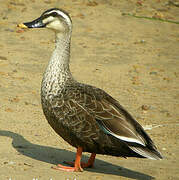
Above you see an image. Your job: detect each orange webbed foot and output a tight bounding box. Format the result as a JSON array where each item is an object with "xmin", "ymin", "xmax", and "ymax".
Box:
[
  {"xmin": 51, "ymin": 147, "xmax": 96, "ymax": 172},
  {"xmin": 52, "ymin": 163, "xmax": 83, "ymax": 172}
]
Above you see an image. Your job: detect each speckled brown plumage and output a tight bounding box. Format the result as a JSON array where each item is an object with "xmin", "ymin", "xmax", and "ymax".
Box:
[{"xmin": 41, "ymin": 80, "xmax": 162, "ymax": 159}]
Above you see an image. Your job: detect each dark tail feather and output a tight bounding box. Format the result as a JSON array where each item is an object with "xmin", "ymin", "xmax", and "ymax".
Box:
[{"xmin": 129, "ymin": 145, "xmax": 163, "ymax": 160}]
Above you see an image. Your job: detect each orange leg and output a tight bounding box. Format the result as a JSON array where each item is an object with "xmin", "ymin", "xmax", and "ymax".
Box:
[
  {"xmin": 80, "ymin": 152, "xmax": 96, "ymax": 168},
  {"xmin": 64, "ymin": 152, "xmax": 96, "ymax": 168},
  {"xmin": 52, "ymin": 147, "xmax": 96, "ymax": 172}
]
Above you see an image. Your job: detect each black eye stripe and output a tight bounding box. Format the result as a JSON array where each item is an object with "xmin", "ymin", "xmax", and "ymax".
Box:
[
  {"xmin": 46, "ymin": 12, "xmax": 58, "ymax": 18},
  {"xmin": 42, "ymin": 13, "xmax": 56, "ymax": 19}
]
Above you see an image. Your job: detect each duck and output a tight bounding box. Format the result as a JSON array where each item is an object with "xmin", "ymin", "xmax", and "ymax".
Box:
[{"xmin": 18, "ymin": 8, "xmax": 163, "ymax": 172}]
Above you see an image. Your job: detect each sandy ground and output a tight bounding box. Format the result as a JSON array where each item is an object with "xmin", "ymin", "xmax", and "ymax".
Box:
[{"xmin": 0, "ymin": 0, "xmax": 179, "ymax": 179}]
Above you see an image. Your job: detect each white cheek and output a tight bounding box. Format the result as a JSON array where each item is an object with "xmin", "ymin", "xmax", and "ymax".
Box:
[
  {"xmin": 42, "ymin": 16, "xmax": 54, "ymax": 24},
  {"xmin": 46, "ymin": 20, "xmax": 64, "ymax": 31}
]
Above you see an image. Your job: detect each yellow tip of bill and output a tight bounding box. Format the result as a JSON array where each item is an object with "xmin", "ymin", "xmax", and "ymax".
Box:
[{"xmin": 17, "ymin": 23, "xmax": 28, "ymax": 29}]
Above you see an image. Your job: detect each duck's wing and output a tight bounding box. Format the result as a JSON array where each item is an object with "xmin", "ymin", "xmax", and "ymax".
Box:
[{"xmin": 84, "ymin": 87, "xmax": 163, "ymax": 160}]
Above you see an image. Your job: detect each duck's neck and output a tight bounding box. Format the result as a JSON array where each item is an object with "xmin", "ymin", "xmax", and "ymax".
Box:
[{"xmin": 42, "ymin": 31, "xmax": 73, "ymax": 96}]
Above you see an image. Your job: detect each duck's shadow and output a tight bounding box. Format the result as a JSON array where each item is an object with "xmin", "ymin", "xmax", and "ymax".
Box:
[{"xmin": 0, "ymin": 130, "xmax": 153, "ymax": 180}]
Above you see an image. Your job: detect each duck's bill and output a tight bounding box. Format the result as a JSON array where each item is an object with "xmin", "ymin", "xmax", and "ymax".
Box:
[{"xmin": 18, "ymin": 17, "xmax": 45, "ymax": 29}]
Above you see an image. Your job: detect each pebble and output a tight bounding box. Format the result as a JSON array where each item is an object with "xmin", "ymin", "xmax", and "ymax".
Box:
[
  {"xmin": 4, "ymin": 161, "xmax": 15, "ymax": 165},
  {"xmin": 9, "ymin": 97, "xmax": 20, "ymax": 103},
  {"xmin": 141, "ymin": 104, "xmax": 150, "ymax": 111},
  {"xmin": 149, "ymin": 71, "xmax": 158, "ymax": 75},
  {"xmin": 24, "ymin": 162, "xmax": 33, "ymax": 167},
  {"xmin": 134, "ymin": 40, "xmax": 146, "ymax": 44},
  {"xmin": 140, "ymin": 39, "xmax": 145, "ymax": 43}
]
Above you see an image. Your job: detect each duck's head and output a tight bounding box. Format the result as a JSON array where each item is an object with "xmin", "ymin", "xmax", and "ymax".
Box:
[{"xmin": 18, "ymin": 8, "xmax": 72, "ymax": 33}]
